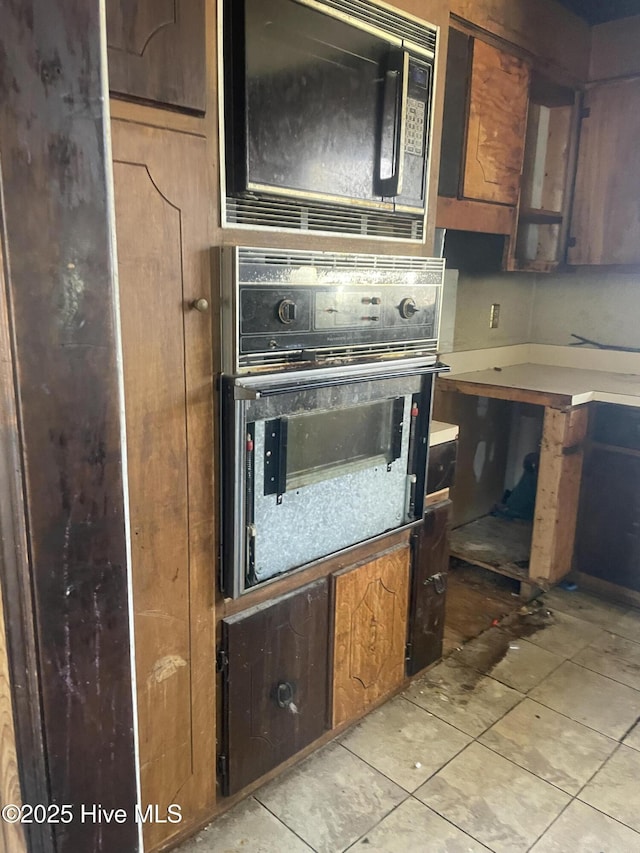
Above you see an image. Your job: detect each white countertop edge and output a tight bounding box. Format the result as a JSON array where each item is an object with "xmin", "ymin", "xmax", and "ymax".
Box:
[
  {"xmin": 440, "ymin": 344, "xmax": 640, "ymax": 376},
  {"xmin": 430, "ymin": 421, "xmax": 459, "ymax": 445}
]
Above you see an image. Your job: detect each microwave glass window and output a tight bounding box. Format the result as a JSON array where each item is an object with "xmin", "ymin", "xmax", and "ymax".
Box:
[
  {"xmin": 244, "ymin": 0, "xmax": 388, "ymax": 203},
  {"xmin": 285, "ymin": 398, "xmax": 403, "ymax": 490}
]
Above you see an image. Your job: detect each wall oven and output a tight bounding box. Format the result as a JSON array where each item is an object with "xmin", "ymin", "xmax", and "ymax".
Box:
[{"xmin": 219, "ymin": 247, "xmax": 446, "ymax": 598}]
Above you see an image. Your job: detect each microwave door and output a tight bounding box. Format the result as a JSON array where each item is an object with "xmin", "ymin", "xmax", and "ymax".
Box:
[{"xmin": 239, "ymin": 0, "xmax": 393, "ymax": 208}]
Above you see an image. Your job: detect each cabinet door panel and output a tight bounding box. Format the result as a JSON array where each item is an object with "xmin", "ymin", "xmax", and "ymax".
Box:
[
  {"xmin": 106, "ymin": 0, "xmax": 206, "ymax": 112},
  {"xmin": 332, "ymin": 546, "xmax": 410, "ymax": 727},
  {"xmin": 463, "ymin": 40, "xmax": 530, "ymax": 205},
  {"xmin": 407, "ymin": 505, "xmax": 450, "ymax": 676},
  {"xmin": 221, "ymin": 580, "xmax": 330, "ymax": 796},
  {"xmin": 112, "ymin": 120, "xmax": 215, "ymax": 850},
  {"xmin": 427, "ymin": 440, "xmax": 457, "ymax": 495},
  {"xmin": 568, "ymin": 79, "xmax": 640, "ymax": 265},
  {"xmin": 575, "ymin": 449, "xmax": 640, "ymax": 591}
]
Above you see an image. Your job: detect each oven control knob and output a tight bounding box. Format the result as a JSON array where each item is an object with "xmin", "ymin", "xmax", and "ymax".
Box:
[
  {"xmin": 277, "ymin": 298, "xmax": 297, "ymax": 324},
  {"xmin": 399, "ymin": 297, "xmax": 419, "ymax": 319}
]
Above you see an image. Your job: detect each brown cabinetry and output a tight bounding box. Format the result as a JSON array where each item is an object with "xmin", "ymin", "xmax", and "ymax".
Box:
[
  {"xmin": 219, "ymin": 580, "xmax": 330, "ymax": 796},
  {"xmin": 112, "ymin": 120, "xmax": 215, "ymax": 850},
  {"xmin": 106, "ymin": 0, "xmax": 206, "ymax": 112},
  {"xmin": 332, "ymin": 546, "xmax": 410, "ymax": 727},
  {"xmin": 568, "ymin": 78, "xmax": 640, "ymax": 266},
  {"xmin": 407, "ymin": 505, "xmax": 450, "ymax": 676},
  {"xmin": 575, "ymin": 405, "xmax": 640, "ymax": 591},
  {"xmin": 437, "ymin": 29, "xmax": 529, "ymax": 244},
  {"xmin": 463, "ymin": 39, "xmax": 530, "ymax": 206}
]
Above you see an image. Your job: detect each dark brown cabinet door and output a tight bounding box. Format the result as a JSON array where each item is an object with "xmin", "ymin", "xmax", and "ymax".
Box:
[
  {"xmin": 575, "ymin": 448, "xmax": 640, "ymax": 591},
  {"xmin": 106, "ymin": 0, "xmax": 206, "ymax": 112},
  {"xmin": 427, "ymin": 440, "xmax": 458, "ymax": 495},
  {"xmin": 220, "ymin": 580, "xmax": 330, "ymax": 796},
  {"xmin": 568, "ymin": 79, "xmax": 640, "ymax": 265},
  {"xmin": 407, "ymin": 504, "xmax": 450, "ymax": 676}
]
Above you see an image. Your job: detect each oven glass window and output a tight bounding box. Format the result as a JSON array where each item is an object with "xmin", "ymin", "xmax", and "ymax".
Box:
[{"xmin": 285, "ymin": 398, "xmax": 403, "ymax": 490}]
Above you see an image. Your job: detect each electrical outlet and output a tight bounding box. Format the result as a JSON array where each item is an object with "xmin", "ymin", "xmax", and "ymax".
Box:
[{"xmin": 489, "ymin": 303, "xmax": 500, "ymax": 329}]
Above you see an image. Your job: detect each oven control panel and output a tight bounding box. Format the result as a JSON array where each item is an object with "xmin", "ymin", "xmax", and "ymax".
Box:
[{"xmin": 221, "ymin": 247, "xmax": 445, "ymax": 372}]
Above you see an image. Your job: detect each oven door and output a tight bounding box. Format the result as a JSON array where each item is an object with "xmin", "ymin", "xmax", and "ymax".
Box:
[{"xmin": 220, "ymin": 362, "xmax": 441, "ymax": 597}]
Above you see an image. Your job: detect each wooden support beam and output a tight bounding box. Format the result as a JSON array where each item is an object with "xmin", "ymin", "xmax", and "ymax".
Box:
[
  {"xmin": 0, "ymin": 2, "xmax": 138, "ymax": 851},
  {"xmin": 530, "ymin": 406, "xmax": 588, "ymax": 586}
]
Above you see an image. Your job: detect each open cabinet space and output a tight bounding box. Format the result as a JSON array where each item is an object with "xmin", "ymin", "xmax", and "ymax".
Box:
[{"xmin": 435, "ymin": 381, "xmax": 587, "ymax": 595}]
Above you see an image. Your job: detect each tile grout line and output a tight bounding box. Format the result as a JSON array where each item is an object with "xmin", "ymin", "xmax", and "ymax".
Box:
[{"xmin": 252, "ymin": 795, "xmax": 318, "ymax": 852}]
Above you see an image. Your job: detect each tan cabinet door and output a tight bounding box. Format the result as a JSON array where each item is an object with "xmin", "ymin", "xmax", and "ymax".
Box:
[
  {"xmin": 568, "ymin": 78, "xmax": 640, "ymax": 265},
  {"xmin": 112, "ymin": 120, "xmax": 215, "ymax": 851},
  {"xmin": 463, "ymin": 40, "xmax": 530, "ymax": 206},
  {"xmin": 332, "ymin": 545, "xmax": 410, "ymax": 727}
]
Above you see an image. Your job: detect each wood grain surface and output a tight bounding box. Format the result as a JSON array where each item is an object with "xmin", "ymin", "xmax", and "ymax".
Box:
[
  {"xmin": 0, "ymin": 4, "xmax": 138, "ymax": 851},
  {"xmin": 107, "ymin": 0, "xmax": 206, "ymax": 112},
  {"xmin": 112, "ymin": 119, "xmax": 216, "ymax": 851},
  {"xmin": 450, "ymin": 0, "xmax": 590, "ymax": 84},
  {"xmin": 463, "ymin": 40, "xmax": 530, "ymax": 206},
  {"xmin": 530, "ymin": 406, "xmax": 588, "ymax": 585},
  {"xmin": 407, "ymin": 505, "xmax": 450, "ymax": 676},
  {"xmin": 568, "ymin": 78, "xmax": 640, "ymax": 266},
  {"xmin": 221, "ymin": 581, "xmax": 330, "ymax": 796},
  {"xmin": 332, "ymin": 547, "xmax": 410, "ymax": 727}
]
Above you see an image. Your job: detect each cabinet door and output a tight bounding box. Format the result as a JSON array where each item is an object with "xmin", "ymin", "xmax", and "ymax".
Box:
[
  {"xmin": 220, "ymin": 580, "xmax": 330, "ymax": 796},
  {"xmin": 575, "ymin": 448, "xmax": 640, "ymax": 590},
  {"xmin": 568, "ymin": 79, "xmax": 640, "ymax": 265},
  {"xmin": 106, "ymin": 0, "xmax": 206, "ymax": 112},
  {"xmin": 407, "ymin": 505, "xmax": 450, "ymax": 676},
  {"xmin": 112, "ymin": 121, "xmax": 215, "ymax": 850},
  {"xmin": 332, "ymin": 546, "xmax": 410, "ymax": 727},
  {"xmin": 427, "ymin": 440, "xmax": 458, "ymax": 495},
  {"xmin": 463, "ymin": 40, "xmax": 530, "ymax": 205}
]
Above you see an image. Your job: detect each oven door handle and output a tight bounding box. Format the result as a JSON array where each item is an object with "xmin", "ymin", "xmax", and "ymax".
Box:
[{"xmin": 233, "ymin": 362, "xmax": 449, "ymax": 399}]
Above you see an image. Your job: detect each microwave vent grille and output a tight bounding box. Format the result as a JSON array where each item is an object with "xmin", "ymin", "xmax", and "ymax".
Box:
[
  {"xmin": 322, "ymin": 0, "xmax": 437, "ymax": 55},
  {"xmin": 226, "ymin": 197, "xmax": 424, "ymax": 242},
  {"xmin": 238, "ymin": 339, "xmax": 438, "ymax": 370}
]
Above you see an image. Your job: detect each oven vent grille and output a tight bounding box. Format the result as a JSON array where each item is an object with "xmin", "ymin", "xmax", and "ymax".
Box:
[
  {"xmin": 237, "ymin": 246, "xmax": 444, "ymax": 275},
  {"xmin": 239, "ymin": 339, "xmax": 438, "ymax": 370},
  {"xmin": 225, "ymin": 196, "xmax": 424, "ymax": 243},
  {"xmin": 320, "ymin": 0, "xmax": 438, "ymax": 55}
]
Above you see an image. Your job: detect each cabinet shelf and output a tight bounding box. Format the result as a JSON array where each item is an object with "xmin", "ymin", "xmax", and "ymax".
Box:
[{"xmin": 518, "ymin": 207, "xmax": 564, "ymax": 225}]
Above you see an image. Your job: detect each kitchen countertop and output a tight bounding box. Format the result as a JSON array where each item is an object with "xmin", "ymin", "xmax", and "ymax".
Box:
[
  {"xmin": 438, "ymin": 344, "xmax": 640, "ymax": 408},
  {"xmin": 430, "ymin": 420, "xmax": 459, "ymax": 445}
]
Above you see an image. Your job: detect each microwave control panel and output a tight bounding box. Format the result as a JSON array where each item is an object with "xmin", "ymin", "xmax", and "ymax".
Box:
[{"xmin": 221, "ymin": 247, "xmax": 445, "ymax": 372}]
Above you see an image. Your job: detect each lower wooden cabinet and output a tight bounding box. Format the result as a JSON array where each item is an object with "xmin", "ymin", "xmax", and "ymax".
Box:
[
  {"xmin": 219, "ymin": 579, "xmax": 330, "ymax": 796},
  {"xmin": 575, "ymin": 447, "xmax": 640, "ymax": 592},
  {"xmin": 407, "ymin": 504, "xmax": 450, "ymax": 676},
  {"xmin": 332, "ymin": 546, "xmax": 410, "ymax": 727},
  {"xmin": 217, "ymin": 528, "xmax": 451, "ymax": 798}
]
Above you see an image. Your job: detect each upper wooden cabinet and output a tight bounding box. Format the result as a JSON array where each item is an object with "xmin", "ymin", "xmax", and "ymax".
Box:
[
  {"xmin": 439, "ymin": 31, "xmax": 529, "ymax": 210},
  {"xmin": 463, "ymin": 40, "xmax": 530, "ymax": 206},
  {"xmin": 568, "ymin": 78, "xmax": 640, "ymax": 266},
  {"xmin": 510, "ymin": 76, "xmax": 578, "ymax": 272},
  {"xmin": 106, "ymin": 0, "xmax": 206, "ymax": 112}
]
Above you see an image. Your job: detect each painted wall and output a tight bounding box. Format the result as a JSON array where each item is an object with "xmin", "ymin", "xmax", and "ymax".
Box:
[
  {"xmin": 452, "ymin": 272, "xmax": 535, "ymax": 351},
  {"xmin": 531, "ymin": 271, "xmax": 640, "ymax": 349},
  {"xmin": 448, "ymin": 268, "xmax": 640, "ymax": 352}
]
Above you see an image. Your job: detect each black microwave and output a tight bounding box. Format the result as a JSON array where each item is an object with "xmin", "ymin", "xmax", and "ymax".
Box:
[{"xmin": 220, "ymin": 0, "xmax": 439, "ymax": 242}]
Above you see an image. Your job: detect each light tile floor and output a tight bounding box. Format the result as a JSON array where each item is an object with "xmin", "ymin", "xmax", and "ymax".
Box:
[{"xmin": 178, "ymin": 588, "xmax": 640, "ymax": 852}]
